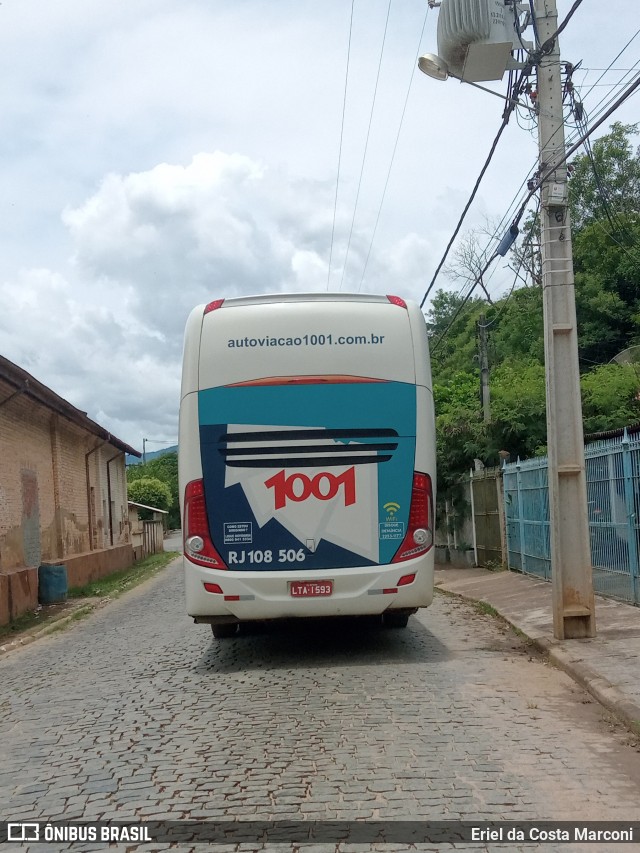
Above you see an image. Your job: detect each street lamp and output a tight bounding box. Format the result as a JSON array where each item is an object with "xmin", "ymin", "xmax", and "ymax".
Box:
[
  {"xmin": 417, "ymin": 53, "xmax": 449, "ymax": 82},
  {"xmin": 418, "ymin": 52, "xmax": 533, "ymax": 109}
]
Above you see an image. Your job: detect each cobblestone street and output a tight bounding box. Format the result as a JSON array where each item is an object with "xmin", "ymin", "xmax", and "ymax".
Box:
[{"xmin": 1, "ymin": 559, "xmax": 639, "ymax": 852}]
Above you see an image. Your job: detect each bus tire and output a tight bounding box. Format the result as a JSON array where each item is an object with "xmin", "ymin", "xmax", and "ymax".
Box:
[
  {"xmin": 383, "ymin": 611, "xmax": 410, "ymax": 629},
  {"xmin": 211, "ymin": 622, "xmax": 239, "ymax": 639}
]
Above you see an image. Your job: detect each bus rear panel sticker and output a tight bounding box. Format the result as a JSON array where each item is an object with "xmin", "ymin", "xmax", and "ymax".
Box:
[{"xmin": 198, "ymin": 382, "xmax": 416, "ymax": 570}]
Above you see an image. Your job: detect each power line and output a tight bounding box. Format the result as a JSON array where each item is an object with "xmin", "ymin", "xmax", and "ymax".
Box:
[
  {"xmin": 427, "ymin": 4, "xmax": 640, "ymax": 356},
  {"xmin": 528, "ymin": 0, "xmax": 541, "ymax": 48},
  {"xmin": 434, "ymin": 79, "xmax": 640, "ymax": 326},
  {"xmin": 357, "ymin": 5, "xmax": 430, "ymax": 291},
  {"xmin": 511, "ymin": 69, "xmax": 640, "ymax": 231},
  {"xmin": 580, "ymin": 81, "xmax": 640, "ymax": 88},
  {"xmin": 418, "ymin": 82, "xmax": 523, "ymax": 309},
  {"xmin": 430, "ymin": 62, "xmax": 640, "ymax": 338},
  {"xmin": 339, "ymin": 0, "xmax": 393, "ymax": 291},
  {"xmin": 580, "ymin": 28, "xmax": 640, "ymax": 102},
  {"xmin": 430, "ymin": 251, "xmax": 499, "ymax": 353},
  {"xmin": 327, "ymin": 0, "xmax": 355, "ymax": 291},
  {"xmin": 435, "ymin": 75, "xmax": 603, "ymax": 309},
  {"xmin": 432, "ymin": 138, "xmax": 542, "ymax": 306},
  {"xmin": 517, "ymin": 48, "xmax": 640, "ymax": 224},
  {"xmin": 579, "ymin": 66, "xmax": 640, "ymax": 129},
  {"xmin": 538, "ymin": 0, "xmax": 585, "ymax": 53},
  {"xmin": 579, "ymin": 68, "xmax": 640, "ymax": 73},
  {"xmin": 573, "ymin": 104, "xmax": 640, "ymax": 262},
  {"xmin": 479, "ymin": 199, "xmax": 541, "ymax": 330},
  {"xmin": 578, "ymin": 114, "xmax": 636, "ymax": 242}
]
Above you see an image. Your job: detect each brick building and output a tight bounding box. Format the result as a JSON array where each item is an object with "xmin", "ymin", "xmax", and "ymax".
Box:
[{"xmin": 0, "ymin": 356, "xmax": 141, "ymax": 625}]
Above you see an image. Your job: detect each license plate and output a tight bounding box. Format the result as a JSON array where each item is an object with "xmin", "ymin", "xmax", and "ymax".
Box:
[{"xmin": 289, "ymin": 580, "xmax": 333, "ymax": 597}]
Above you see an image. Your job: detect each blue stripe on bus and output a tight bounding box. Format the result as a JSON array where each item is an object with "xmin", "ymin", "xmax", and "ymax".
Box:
[{"xmin": 198, "ymin": 382, "xmax": 416, "ymax": 434}]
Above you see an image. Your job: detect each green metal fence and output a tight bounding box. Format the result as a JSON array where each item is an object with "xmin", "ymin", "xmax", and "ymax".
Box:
[{"xmin": 503, "ymin": 429, "xmax": 640, "ymax": 605}]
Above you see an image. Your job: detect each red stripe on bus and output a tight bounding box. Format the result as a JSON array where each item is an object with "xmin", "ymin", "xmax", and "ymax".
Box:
[{"xmin": 225, "ymin": 375, "xmax": 386, "ymax": 387}]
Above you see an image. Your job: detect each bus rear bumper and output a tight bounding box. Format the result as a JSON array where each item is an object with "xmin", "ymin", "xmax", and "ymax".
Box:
[{"xmin": 184, "ymin": 554, "xmax": 434, "ymax": 624}]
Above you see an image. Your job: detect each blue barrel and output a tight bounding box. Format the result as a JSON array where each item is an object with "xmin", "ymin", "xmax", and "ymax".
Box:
[{"xmin": 38, "ymin": 564, "xmax": 68, "ymax": 604}]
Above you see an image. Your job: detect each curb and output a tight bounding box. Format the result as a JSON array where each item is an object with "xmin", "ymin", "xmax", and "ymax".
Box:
[
  {"xmin": 533, "ymin": 637, "xmax": 640, "ymax": 738},
  {"xmin": 0, "ymin": 601, "xmax": 103, "ymax": 656},
  {"xmin": 437, "ymin": 584, "xmax": 640, "ymax": 740}
]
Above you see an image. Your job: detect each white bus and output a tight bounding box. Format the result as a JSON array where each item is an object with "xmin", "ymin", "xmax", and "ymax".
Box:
[{"xmin": 178, "ymin": 293, "xmax": 436, "ymax": 637}]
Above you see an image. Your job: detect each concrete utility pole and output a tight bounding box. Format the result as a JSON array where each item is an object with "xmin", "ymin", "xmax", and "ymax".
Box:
[
  {"xmin": 477, "ymin": 315, "xmax": 491, "ymax": 423},
  {"xmin": 534, "ymin": 0, "xmax": 595, "ymax": 639}
]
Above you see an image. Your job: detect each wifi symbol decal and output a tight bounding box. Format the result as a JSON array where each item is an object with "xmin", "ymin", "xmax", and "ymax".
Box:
[{"xmin": 383, "ymin": 502, "xmax": 401, "ymax": 516}]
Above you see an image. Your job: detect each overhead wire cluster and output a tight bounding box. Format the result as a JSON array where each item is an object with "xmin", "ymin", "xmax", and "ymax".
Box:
[
  {"xmin": 477, "ymin": 195, "xmax": 541, "ymax": 333},
  {"xmin": 419, "ymin": 0, "xmax": 550, "ymax": 312},
  {"xmin": 357, "ymin": 8, "xmax": 431, "ymax": 291},
  {"xmin": 566, "ymin": 71, "xmax": 640, "ymax": 257},
  {"xmin": 326, "ymin": 1, "xmax": 639, "ymax": 327}
]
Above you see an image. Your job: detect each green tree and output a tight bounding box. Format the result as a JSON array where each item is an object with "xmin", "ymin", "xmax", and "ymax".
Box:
[
  {"xmin": 127, "ymin": 477, "xmax": 172, "ymax": 518},
  {"xmin": 434, "ymin": 371, "xmax": 488, "ymax": 494},
  {"xmin": 581, "ymin": 363, "xmax": 640, "ymax": 434},
  {"xmin": 432, "ymin": 371, "xmax": 486, "ymax": 532},
  {"xmin": 568, "ymin": 123, "xmax": 640, "ymax": 361},
  {"xmin": 128, "ymin": 452, "xmax": 179, "ymax": 528},
  {"xmin": 426, "ymin": 289, "xmax": 484, "ymax": 376},
  {"xmin": 489, "ymin": 360, "xmax": 547, "ymax": 458},
  {"xmin": 569, "ymin": 122, "xmax": 640, "ymax": 230},
  {"xmin": 487, "ymin": 287, "xmax": 544, "ymax": 365},
  {"xmin": 573, "ymin": 221, "xmax": 640, "ymax": 364}
]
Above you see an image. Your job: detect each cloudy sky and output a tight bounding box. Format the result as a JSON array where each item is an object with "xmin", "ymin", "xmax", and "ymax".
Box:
[{"xmin": 1, "ymin": 0, "xmax": 638, "ymax": 451}]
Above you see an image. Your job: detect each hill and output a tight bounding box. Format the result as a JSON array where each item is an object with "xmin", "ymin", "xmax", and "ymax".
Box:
[{"xmin": 126, "ymin": 444, "xmax": 177, "ymax": 466}]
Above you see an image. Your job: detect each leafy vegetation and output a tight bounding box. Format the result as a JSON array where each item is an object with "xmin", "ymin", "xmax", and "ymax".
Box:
[
  {"xmin": 127, "ymin": 476, "xmax": 172, "ymax": 514},
  {"xmin": 430, "ymin": 123, "xmax": 640, "ymax": 510},
  {"xmin": 127, "ymin": 452, "xmax": 179, "ymax": 527}
]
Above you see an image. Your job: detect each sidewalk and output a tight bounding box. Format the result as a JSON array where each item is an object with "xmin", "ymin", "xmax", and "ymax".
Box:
[{"xmin": 435, "ymin": 565, "xmax": 640, "ymax": 737}]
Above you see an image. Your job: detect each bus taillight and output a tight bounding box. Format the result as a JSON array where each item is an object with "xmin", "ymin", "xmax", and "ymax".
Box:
[
  {"xmin": 392, "ymin": 472, "xmax": 433, "ymax": 563},
  {"xmin": 204, "ymin": 299, "xmax": 225, "ymax": 314},
  {"xmin": 184, "ymin": 479, "xmax": 228, "ymax": 569},
  {"xmin": 386, "ymin": 295, "xmax": 407, "ymax": 308}
]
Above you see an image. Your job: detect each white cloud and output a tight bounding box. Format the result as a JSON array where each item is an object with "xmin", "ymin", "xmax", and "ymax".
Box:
[
  {"xmin": 0, "ymin": 0, "xmax": 637, "ymax": 448},
  {"xmin": 2, "ymin": 148, "xmax": 441, "ymax": 447},
  {"xmin": 62, "ymin": 152, "xmax": 328, "ymax": 326},
  {"xmin": 0, "ymin": 266, "xmax": 177, "ymax": 445}
]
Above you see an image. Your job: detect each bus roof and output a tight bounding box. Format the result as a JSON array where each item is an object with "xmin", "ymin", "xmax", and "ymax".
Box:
[
  {"xmin": 203, "ymin": 293, "xmax": 405, "ymax": 310},
  {"xmin": 181, "ymin": 294, "xmax": 431, "ymax": 394}
]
